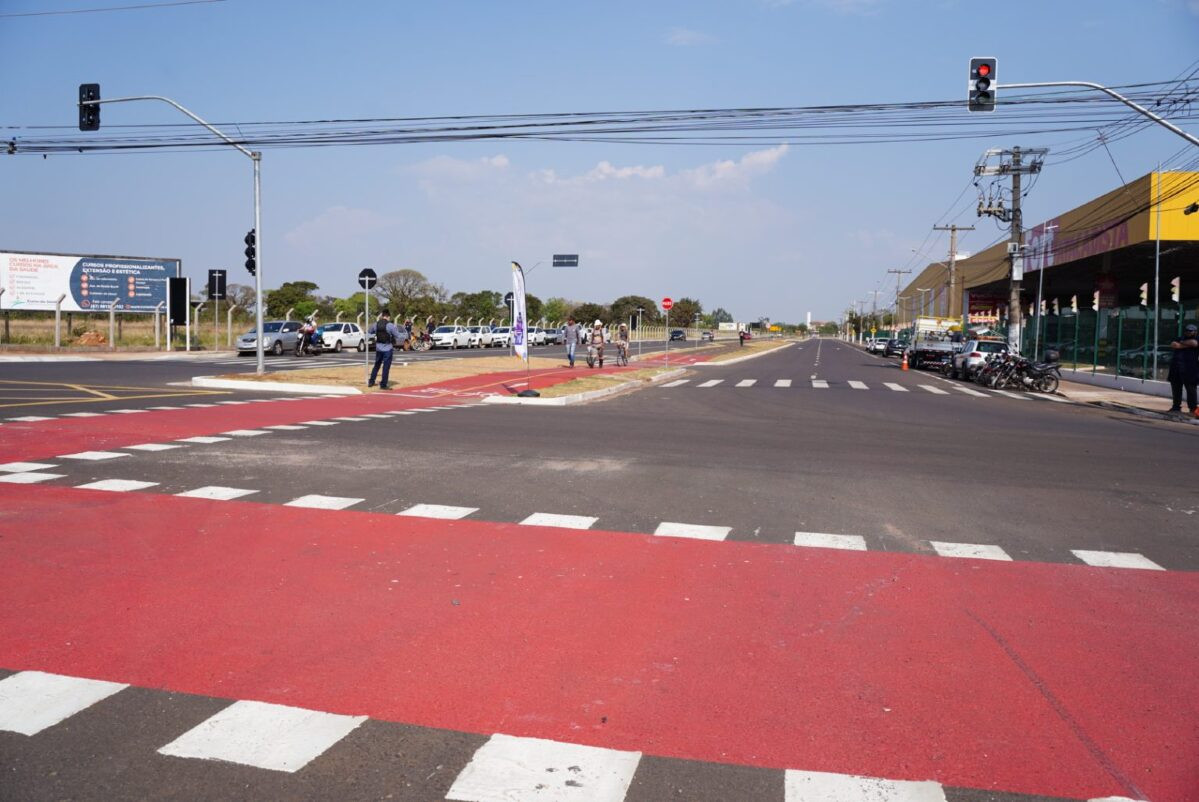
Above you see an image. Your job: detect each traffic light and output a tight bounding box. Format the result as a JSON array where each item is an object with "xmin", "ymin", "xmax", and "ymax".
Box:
[
  {"xmin": 1092, "ymin": 291, "xmax": 1100, "ymax": 312},
  {"xmin": 244, "ymin": 229, "xmax": 257, "ymax": 276},
  {"xmin": 1139, "ymin": 282, "xmax": 1149, "ymax": 307},
  {"xmin": 1052, "ymin": 298, "xmax": 1060, "ymax": 315},
  {"xmin": 1171, "ymin": 276, "xmax": 1181, "ymax": 303},
  {"xmin": 968, "ymin": 58, "xmax": 997, "ymax": 112},
  {"xmin": 78, "ymin": 83, "xmax": 100, "ymax": 131},
  {"xmin": 1070, "ymin": 294, "xmax": 1078, "ymax": 313}
]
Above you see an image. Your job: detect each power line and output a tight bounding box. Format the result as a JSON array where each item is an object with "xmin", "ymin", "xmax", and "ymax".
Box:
[{"xmin": 0, "ymin": 0, "xmax": 225, "ymax": 18}]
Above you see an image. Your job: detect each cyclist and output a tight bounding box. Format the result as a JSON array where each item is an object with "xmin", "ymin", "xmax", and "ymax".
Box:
[
  {"xmin": 615, "ymin": 322, "xmax": 630, "ymax": 365},
  {"xmin": 587, "ymin": 319, "xmax": 606, "ymax": 368}
]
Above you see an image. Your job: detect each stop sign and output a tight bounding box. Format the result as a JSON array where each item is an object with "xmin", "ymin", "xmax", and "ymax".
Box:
[{"xmin": 661, "ymin": 297, "xmax": 673, "ymax": 311}]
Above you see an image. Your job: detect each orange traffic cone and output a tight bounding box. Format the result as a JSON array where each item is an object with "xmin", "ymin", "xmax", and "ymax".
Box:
[{"xmin": 901, "ymin": 353, "xmax": 909, "ymax": 371}]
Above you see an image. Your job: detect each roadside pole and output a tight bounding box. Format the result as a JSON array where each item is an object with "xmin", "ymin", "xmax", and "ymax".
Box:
[
  {"xmin": 1152, "ymin": 166, "xmax": 1162, "ymax": 380},
  {"xmin": 357, "ymin": 268, "xmax": 378, "ymax": 383},
  {"xmin": 636, "ymin": 306, "xmax": 644, "ymax": 358}
]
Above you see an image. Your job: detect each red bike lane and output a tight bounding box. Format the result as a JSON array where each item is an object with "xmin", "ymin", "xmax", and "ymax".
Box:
[{"xmin": 1, "ymin": 483, "xmax": 1195, "ymax": 800}]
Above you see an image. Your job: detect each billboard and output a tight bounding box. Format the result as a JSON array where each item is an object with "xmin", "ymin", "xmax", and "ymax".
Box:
[{"xmin": 1, "ymin": 251, "xmax": 181, "ymax": 313}]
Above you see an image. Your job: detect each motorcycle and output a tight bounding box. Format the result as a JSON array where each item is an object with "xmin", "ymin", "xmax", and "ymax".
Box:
[{"xmin": 294, "ymin": 328, "xmax": 322, "ymax": 356}]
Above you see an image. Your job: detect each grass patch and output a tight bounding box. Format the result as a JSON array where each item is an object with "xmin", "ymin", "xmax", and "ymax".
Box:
[
  {"xmin": 536, "ymin": 367, "xmax": 673, "ymax": 399},
  {"xmin": 702, "ymin": 339, "xmax": 791, "ymax": 363},
  {"xmin": 219, "ymin": 354, "xmax": 565, "ymax": 392}
]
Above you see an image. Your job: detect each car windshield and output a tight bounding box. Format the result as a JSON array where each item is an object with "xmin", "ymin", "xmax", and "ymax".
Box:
[
  {"xmin": 494, "ymin": 327, "xmax": 510, "ymax": 333},
  {"xmin": 316, "ymin": 325, "xmax": 339, "ymax": 333},
  {"xmin": 977, "ymin": 342, "xmax": 1006, "ymax": 353},
  {"xmin": 245, "ymin": 322, "xmax": 283, "ymax": 334},
  {"xmin": 434, "ymin": 326, "xmax": 456, "ymax": 334}
]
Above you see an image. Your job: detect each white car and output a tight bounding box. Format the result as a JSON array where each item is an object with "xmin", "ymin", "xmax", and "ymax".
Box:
[
  {"xmin": 528, "ymin": 326, "xmax": 547, "ymax": 346},
  {"xmin": 491, "ymin": 326, "xmax": 512, "ymax": 347},
  {"xmin": 467, "ymin": 325, "xmax": 495, "ymax": 348},
  {"xmin": 431, "ymin": 324, "xmax": 471, "ymax": 349},
  {"xmin": 317, "ymin": 322, "xmax": 369, "ymax": 352}
]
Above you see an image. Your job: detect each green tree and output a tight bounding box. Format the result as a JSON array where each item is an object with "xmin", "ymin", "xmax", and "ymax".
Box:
[
  {"xmin": 818, "ymin": 321, "xmax": 839, "ymax": 335},
  {"xmin": 669, "ymin": 297, "xmax": 703, "ymax": 328},
  {"xmin": 266, "ymin": 281, "xmax": 319, "ymax": 318},
  {"xmin": 709, "ymin": 307, "xmax": 734, "ymax": 324},
  {"xmin": 571, "ymin": 302, "xmax": 610, "ymax": 326},
  {"xmin": 451, "ymin": 290, "xmax": 505, "ymax": 323},
  {"xmin": 610, "ymin": 295, "xmax": 662, "ymax": 327},
  {"xmin": 542, "ymin": 297, "xmax": 574, "ymax": 325},
  {"xmin": 525, "ymin": 293, "xmax": 544, "ymax": 324},
  {"xmin": 376, "ymin": 269, "xmax": 436, "ymax": 315}
]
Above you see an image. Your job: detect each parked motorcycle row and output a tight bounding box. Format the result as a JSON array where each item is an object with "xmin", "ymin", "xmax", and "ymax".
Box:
[{"xmin": 943, "ymin": 351, "xmax": 1062, "ymax": 394}]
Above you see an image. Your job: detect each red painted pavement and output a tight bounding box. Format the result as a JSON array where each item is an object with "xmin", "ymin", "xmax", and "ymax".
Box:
[{"xmin": 2, "ymin": 485, "xmax": 1196, "ymax": 800}]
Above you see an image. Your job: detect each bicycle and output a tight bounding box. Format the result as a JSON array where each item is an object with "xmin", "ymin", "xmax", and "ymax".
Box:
[{"xmin": 615, "ymin": 341, "xmax": 629, "ymax": 366}]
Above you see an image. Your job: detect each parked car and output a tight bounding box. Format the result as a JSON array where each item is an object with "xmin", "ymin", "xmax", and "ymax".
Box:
[
  {"xmin": 528, "ymin": 326, "xmax": 547, "ymax": 346},
  {"xmin": 467, "ymin": 325, "xmax": 494, "ymax": 348},
  {"xmin": 883, "ymin": 338, "xmax": 908, "ymax": 357},
  {"xmin": 867, "ymin": 338, "xmax": 888, "ymax": 354},
  {"xmin": 317, "ymin": 322, "xmax": 369, "ymax": 352},
  {"xmin": 542, "ymin": 327, "xmax": 563, "ymax": 345},
  {"xmin": 670, "ymin": 329, "xmax": 686, "ymax": 341},
  {"xmin": 236, "ymin": 320, "xmax": 301, "ymax": 356},
  {"xmin": 701, "ymin": 331, "xmax": 715, "ymax": 341},
  {"xmin": 740, "ymin": 331, "xmax": 753, "ymax": 340},
  {"xmin": 491, "ymin": 326, "xmax": 512, "ymax": 347},
  {"xmin": 430, "ymin": 325, "xmax": 471, "ymax": 349},
  {"xmin": 951, "ymin": 339, "xmax": 1008, "ymax": 379}
]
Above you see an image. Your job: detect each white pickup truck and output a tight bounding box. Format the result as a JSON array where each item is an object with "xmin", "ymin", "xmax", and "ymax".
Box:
[{"xmin": 904, "ymin": 317, "xmax": 961, "ymax": 369}]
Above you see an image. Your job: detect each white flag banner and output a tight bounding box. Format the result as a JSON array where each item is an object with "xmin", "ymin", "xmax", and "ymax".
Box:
[{"xmin": 511, "ymin": 261, "xmax": 529, "ymax": 361}]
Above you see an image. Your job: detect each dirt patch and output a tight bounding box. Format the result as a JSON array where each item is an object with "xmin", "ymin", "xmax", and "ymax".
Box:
[
  {"xmin": 536, "ymin": 367, "xmax": 673, "ymax": 398},
  {"xmin": 75, "ymin": 331, "xmax": 108, "ymax": 346},
  {"xmin": 702, "ymin": 339, "xmax": 791, "ymax": 363},
  {"xmin": 218, "ymin": 355, "xmax": 566, "ymax": 392}
]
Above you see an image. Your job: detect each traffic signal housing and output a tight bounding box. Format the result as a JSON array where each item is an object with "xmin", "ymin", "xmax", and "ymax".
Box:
[
  {"xmin": 78, "ymin": 83, "xmax": 100, "ymax": 131},
  {"xmin": 244, "ymin": 229, "xmax": 257, "ymax": 276},
  {"xmin": 1092, "ymin": 291, "xmax": 1100, "ymax": 312},
  {"xmin": 968, "ymin": 58, "xmax": 997, "ymax": 112},
  {"xmin": 1171, "ymin": 276, "xmax": 1181, "ymax": 303},
  {"xmin": 1139, "ymin": 282, "xmax": 1149, "ymax": 307}
]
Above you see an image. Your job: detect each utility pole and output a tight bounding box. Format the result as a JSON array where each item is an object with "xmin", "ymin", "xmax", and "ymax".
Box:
[
  {"xmin": 932, "ymin": 224, "xmax": 974, "ymax": 325},
  {"xmin": 975, "ymin": 146, "xmax": 1047, "ymax": 353},
  {"xmin": 868, "ymin": 290, "xmax": 882, "ymax": 337},
  {"xmin": 887, "ymin": 268, "xmax": 912, "ymax": 333}
]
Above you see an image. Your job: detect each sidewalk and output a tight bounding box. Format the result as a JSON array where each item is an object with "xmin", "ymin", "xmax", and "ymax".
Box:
[{"xmin": 1059, "ymin": 379, "xmax": 1199, "ymax": 425}]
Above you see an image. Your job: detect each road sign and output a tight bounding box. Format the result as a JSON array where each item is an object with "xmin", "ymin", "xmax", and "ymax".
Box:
[
  {"xmin": 662, "ymin": 297, "xmax": 673, "ymax": 311},
  {"xmin": 504, "ymin": 291, "xmax": 514, "ymax": 306},
  {"xmin": 207, "ymin": 269, "xmax": 227, "ymax": 301},
  {"xmin": 358, "ymin": 268, "xmax": 378, "ymax": 290},
  {"xmin": 552, "ymin": 254, "xmax": 579, "ymax": 268}
]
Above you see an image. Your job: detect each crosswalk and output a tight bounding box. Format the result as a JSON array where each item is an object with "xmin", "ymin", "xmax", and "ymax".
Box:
[{"xmin": 658, "ymin": 377, "xmax": 1069, "ymax": 401}]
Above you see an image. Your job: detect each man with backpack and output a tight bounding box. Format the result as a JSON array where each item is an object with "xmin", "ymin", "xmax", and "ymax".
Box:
[{"xmin": 368, "ymin": 309, "xmax": 406, "ymax": 390}]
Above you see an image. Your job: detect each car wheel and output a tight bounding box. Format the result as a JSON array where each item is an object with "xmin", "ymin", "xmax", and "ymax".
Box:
[
  {"xmin": 357, "ymin": 339, "xmax": 366, "ymax": 352},
  {"xmin": 272, "ymin": 340, "xmax": 284, "ymax": 356},
  {"xmin": 332, "ymin": 340, "xmax": 343, "ymax": 353}
]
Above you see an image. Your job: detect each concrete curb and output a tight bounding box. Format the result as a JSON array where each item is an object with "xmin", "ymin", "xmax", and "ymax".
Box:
[
  {"xmin": 692, "ymin": 341, "xmax": 795, "ymax": 366},
  {"xmin": 190, "ymin": 375, "xmax": 362, "ymax": 395},
  {"xmin": 1090, "ymin": 400, "xmax": 1199, "ymax": 425},
  {"xmin": 483, "ymin": 368, "xmax": 687, "ymax": 406}
]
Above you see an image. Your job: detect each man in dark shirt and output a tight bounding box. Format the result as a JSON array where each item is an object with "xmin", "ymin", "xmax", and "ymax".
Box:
[
  {"xmin": 368, "ymin": 310, "xmax": 405, "ymax": 390},
  {"xmin": 1167, "ymin": 323, "xmax": 1199, "ymax": 417}
]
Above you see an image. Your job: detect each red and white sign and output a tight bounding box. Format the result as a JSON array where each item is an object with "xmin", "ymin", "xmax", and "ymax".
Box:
[{"xmin": 661, "ymin": 297, "xmax": 673, "ymax": 311}]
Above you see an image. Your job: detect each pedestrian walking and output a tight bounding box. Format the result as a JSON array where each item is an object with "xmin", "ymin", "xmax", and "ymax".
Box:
[
  {"xmin": 739, "ymin": 330, "xmax": 746, "ymax": 347},
  {"xmin": 563, "ymin": 316, "xmax": 581, "ymax": 367},
  {"xmin": 368, "ymin": 309, "xmax": 406, "ymax": 390},
  {"xmin": 1166, "ymin": 323, "xmax": 1199, "ymax": 417}
]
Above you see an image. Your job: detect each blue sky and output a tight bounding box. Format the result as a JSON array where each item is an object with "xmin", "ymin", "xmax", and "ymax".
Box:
[{"xmin": 2, "ymin": 0, "xmax": 1198, "ymax": 321}]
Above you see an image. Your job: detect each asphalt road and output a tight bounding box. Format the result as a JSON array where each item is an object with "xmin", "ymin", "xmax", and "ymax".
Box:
[{"xmin": 1, "ymin": 338, "xmax": 1196, "ymax": 801}]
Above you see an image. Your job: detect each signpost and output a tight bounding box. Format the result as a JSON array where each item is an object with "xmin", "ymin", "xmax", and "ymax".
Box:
[
  {"xmin": 662, "ymin": 297, "xmax": 673, "ymax": 367},
  {"xmin": 208, "ymin": 269, "xmax": 226, "ymax": 352},
  {"xmin": 359, "ymin": 268, "xmax": 377, "ymax": 380},
  {"xmin": 504, "ymin": 291, "xmax": 515, "ymax": 355}
]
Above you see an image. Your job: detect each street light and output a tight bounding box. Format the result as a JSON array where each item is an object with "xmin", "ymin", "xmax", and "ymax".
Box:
[{"xmin": 916, "ymin": 288, "xmax": 932, "ymax": 319}]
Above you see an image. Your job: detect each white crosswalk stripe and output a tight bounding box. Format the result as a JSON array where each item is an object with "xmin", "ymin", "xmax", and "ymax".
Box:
[
  {"xmin": 918, "ymin": 385, "xmax": 949, "ymax": 395},
  {"xmin": 654, "ymin": 521, "xmax": 731, "ymax": 541},
  {"xmin": 0, "ymin": 671, "xmax": 128, "ymax": 736},
  {"xmin": 284, "ymin": 494, "xmax": 363, "ymax": 510},
  {"xmin": 884, "ymin": 382, "xmax": 909, "ymax": 392},
  {"xmin": 399, "ymin": 503, "xmax": 478, "ymax": 520},
  {"xmin": 520, "ymin": 512, "xmax": 598, "ymax": 529},
  {"xmin": 991, "ymin": 389, "xmax": 1030, "ymax": 400},
  {"xmin": 449, "ymin": 733, "xmax": 641, "ymax": 802},
  {"xmin": 76, "ymin": 479, "xmax": 159, "ymax": 493},
  {"xmin": 774, "ymin": 379, "xmax": 792, "ymax": 388},
  {"xmin": 785, "ymin": 769, "xmax": 946, "ymax": 802},
  {"xmin": 811, "ymin": 380, "xmax": 829, "ymax": 388},
  {"xmin": 177, "ymin": 486, "xmax": 259, "ymax": 501},
  {"xmin": 1071, "ymin": 550, "xmax": 1164, "ymax": 570},
  {"xmin": 661, "ymin": 379, "xmax": 690, "ymax": 387},
  {"xmin": 793, "ymin": 532, "xmax": 867, "ymax": 551},
  {"xmin": 0, "ymin": 471, "xmax": 65, "ymax": 484},
  {"xmin": 735, "ymin": 379, "xmax": 757, "ymax": 387},
  {"xmin": 847, "ymin": 380, "xmax": 868, "ymax": 389},
  {"xmin": 0, "ymin": 461, "xmax": 59, "ymax": 472},
  {"xmin": 697, "ymin": 379, "xmax": 723, "ymax": 388},
  {"xmin": 930, "ymin": 541, "xmax": 1012, "ymax": 561},
  {"xmin": 952, "ymin": 385, "xmax": 990, "ymax": 398}
]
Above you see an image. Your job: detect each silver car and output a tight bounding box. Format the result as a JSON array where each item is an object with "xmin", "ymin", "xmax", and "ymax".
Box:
[{"xmin": 236, "ymin": 320, "xmax": 302, "ymax": 356}]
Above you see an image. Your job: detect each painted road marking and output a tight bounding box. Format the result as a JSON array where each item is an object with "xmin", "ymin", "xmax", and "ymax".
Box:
[
  {"xmin": 7, "ymin": 416, "xmax": 53, "ymax": 422},
  {"xmin": 124, "ymin": 443, "xmax": 185, "ymax": 452},
  {"xmin": 811, "ymin": 380, "xmax": 829, "ymax": 388},
  {"xmin": 177, "ymin": 486, "xmax": 259, "ymax": 501},
  {"xmin": 448, "ymin": 733, "xmax": 641, "ymax": 802},
  {"xmin": 301, "ymin": 420, "xmax": 340, "ymax": 426},
  {"xmin": 391, "ymin": 411, "xmax": 420, "ymax": 415},
  {"xmin": 0, "ymin": 461, "xmax": 59, "ymax": 472},
  {"xmin": 217, "ymin": 400, "xmax": 251, "ymax": 405},
  {"xmin": 76, "ymin": 479, "xmax": 160, "ymax": 493},
  {"xmin": 59, "ymin": 450, "xmax": 130, "ymax": 461},
  {"xmin": 360, "ymin": 413, "xmax": 392, "ymax": 418},
  {"xmin": 284, "ymin": 494, "xmax": 364, "ymax": 510},
  {"xmin": 735, "ymin": 379, "xmax": 757, "ymax": 387},
  {"xmin": 157, "ymin": 699, "xmax": 366, "ymax": 773},
  {"xmin": 1036, "ymin": 393, "xmax": 1071, "ymax": 403},
  {"xmin": 0, "ymin": 671, "xmax": 127, "ymax": 737},
  {"xmin": 654, "ymin": 521, "xmax": 732, "ymax": 541},
  {"xmin": 60, "ymin": 412, "xmax": 105, "ymax": 418},
  {"xmin": 0, "ymin": 471, "xmax": 65, "ymax": 484},
  {"xmin": 520, "ymin": 512, "xmax": 598, "ymax": 529},
  {"xmin": 148, "ymin": 406, "xmax": 185, "ymax": 410},
  {"xmin": 930, "ymin": 542, "xmax": 1012, "ymax": 561},
  {"xmin": 177, "ymin": 436, "xmax": 231, "ymax": 444},
  {"xmin": 952, "ymin": 386, "xmax": 990, "ymax": 398},
  {"xmin": 992, "ymin": 390, "xmax": 1030, "ymax": 400},
  {"xmin": 185, "ymin": 403, "xmax": 219, "ymax": 408},
  {"xmin": 697, "ymin": 379, "xmax": 723, "ymax": 388},
  {"xmin": 399, "ymin": 503, "xmax": 479, "ymax": 520},
  {"xmin": 884, "ymin": 383, "xmax": 909, "ymax": 392},
  {"xmin": 774, "ymin": 379, "xmax": 792, "ymax": 387},
  {"xmin": 108, "ymin": 409, "xmax": 147, "ymax": 414},
  {"xmin": 263, "ymin": 424, "xmax": 309, "ymax": 431},
  {"xmin": 785, "ymin": 769, "xmax": 946, "ymax": 802},
  {"xmin": 918, "ymin": 385, "xmax": 949, "ymax": 395},
  {"xmin": 794, "ymin": 532, "xmax": 868, "ymax": 551},
  {"xmin": 848, "ymin": 380, "xmax": 868, "ymax": 389},
  {"xmin": 333, "ymin": 416, "xmax": 368, "ymax": 421},
  {"xmin": 1071, "ymin": 550, "xmax": 1165, "ymax": 570},
  {"xmin": 661, "ymin": 379, "xmax": 690, "ymax": 387},
  {"xmin": 223, "ymin": 429, "xmax": 271, "ymax": 437}
]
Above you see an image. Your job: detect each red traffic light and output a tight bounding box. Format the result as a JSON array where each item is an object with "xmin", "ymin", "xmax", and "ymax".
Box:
[{"xmin": 976, "ymin": 63, "xmax": 991, "ymax": 77}]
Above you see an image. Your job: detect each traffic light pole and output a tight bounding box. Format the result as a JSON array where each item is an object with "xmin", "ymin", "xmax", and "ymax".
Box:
[{"xmin": 78, "ymin": 94, "xmax": 267, "ymax": 374}]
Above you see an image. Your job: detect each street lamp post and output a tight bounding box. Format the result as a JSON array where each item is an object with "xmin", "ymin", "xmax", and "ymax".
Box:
[{"xmin": 78, "ymin": 92, "xmax": 266, "ymax": 375}]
